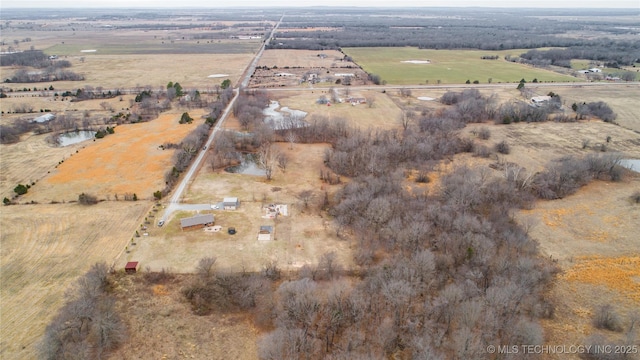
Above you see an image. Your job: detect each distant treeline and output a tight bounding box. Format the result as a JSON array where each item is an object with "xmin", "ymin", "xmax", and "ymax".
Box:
[{"xmin": 270, "ymin": 9, "xmax": 640, "ymax": 66}]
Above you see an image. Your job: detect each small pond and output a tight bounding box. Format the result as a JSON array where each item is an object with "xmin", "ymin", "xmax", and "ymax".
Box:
[
  {"xmin": 225, "ymin": 153, "xmax": 266, "ymax": 176},
  {"xmin": 57, "ymin": 130, "xmax": 97, "ymax": 147},
  {"xmin": 263, "ymin": 101, "xmax": 308, "ymax": 130},
  {"xmin": 620, "ymin": 159, "xmax": 640, "ymax": 173}
]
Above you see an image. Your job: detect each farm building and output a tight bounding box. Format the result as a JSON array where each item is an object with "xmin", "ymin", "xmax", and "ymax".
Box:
[
  {"xmin": 125, "ymin": 261, "xmax": 139, "ymax": 274},
  {"xmin": 258, "ymin": 225, "xmax": 273, "ymax": 241},
  {"xmin": 223, "ymin": 197, "xmax": 239, "ymax": 210},
  {"xmin": 180, "ymin": 214, "xmax": 214, "ymax": 230},
  {"xmin": 589, "ymin": 68, "xmax": 602, "ymax": 73}
]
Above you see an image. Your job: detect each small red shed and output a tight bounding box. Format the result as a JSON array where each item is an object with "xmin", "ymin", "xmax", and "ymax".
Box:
[{"xmin": 125, "ymin": 261, "xmax": 139, "ymax": 274}]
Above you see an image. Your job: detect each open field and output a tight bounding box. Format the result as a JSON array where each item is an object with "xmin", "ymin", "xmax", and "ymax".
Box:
[
  {"xmin": 2, "ymin": 53, "xmax": 255, "ymax": 91},
  {"xmin": 120, "ymin": 142, "xmax": 352, "ymax": 273},
  {"xmin": 24, "ymin": 109, "xmax": 203, "ymax": 203},
  {"xmin": 0, "ymin": 201, "xmax": 150, "ymax": 359},
  {"xmin": 344, "ymin": 47, "xmax": 579, "ymax": 85}
]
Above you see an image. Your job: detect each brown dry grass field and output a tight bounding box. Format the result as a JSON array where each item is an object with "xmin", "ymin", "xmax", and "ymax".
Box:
[
  {"xmin": 2, "ymin": 53, "xmax": 254, "ymax": 91},
  {"xmin": 0, "ymin": 201, "xmax": 149, "ymax": 359}
]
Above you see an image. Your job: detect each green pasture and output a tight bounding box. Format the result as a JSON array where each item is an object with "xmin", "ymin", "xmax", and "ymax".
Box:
[
  {"xmin": 344, "ymin": 47, "xmax": 578, "ymax": 85},
  {"xmin": 45, "ymin": 40, "xmax": 260, "ymax": 56},
  {"xmin": 571, "ymin": 59, "xmax": 592, "ymax": 70}
]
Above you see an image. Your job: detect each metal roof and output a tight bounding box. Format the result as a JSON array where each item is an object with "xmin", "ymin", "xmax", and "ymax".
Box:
[{"xmin": 180, "ymin": 214, "xmax": 214, "ymax": 228}]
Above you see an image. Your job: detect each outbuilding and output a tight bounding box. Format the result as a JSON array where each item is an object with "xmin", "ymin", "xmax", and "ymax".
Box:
[
  {"xmin": 223, "ymin": 197, "xmax": 239, "ymax": 210},
  {"xmin": 258, "ymin": 225, "xmax": 273, "ymax": 241},
  {"xmin": 180, "ymin": 214, "xmax": 214, "ymax": 230},
  {"xmin": 125, "ymin": 261, "xmax": 139, "ymax": 274}
]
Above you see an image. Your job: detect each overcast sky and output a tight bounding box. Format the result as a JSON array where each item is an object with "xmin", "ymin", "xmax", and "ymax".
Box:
[{"xmin": 3, "ymin": 0, "xmax": 639, "ymax": 8}]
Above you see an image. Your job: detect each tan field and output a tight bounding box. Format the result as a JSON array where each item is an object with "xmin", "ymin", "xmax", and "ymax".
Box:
[
  {"xmin": 0, "ymin": 201, "xmax": 150, "ymax": 359},
  {"xmin": 2, "ymin": 53, "xmax": 255, "ymax": 91}
]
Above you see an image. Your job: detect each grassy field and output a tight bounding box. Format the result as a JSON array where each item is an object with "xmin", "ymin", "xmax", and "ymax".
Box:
[
  {"xmin": 343, "ymin": 47, "xmax": 579, "ymax": 85},
  {"xmin": 0, "ymin": 201, "xmax": 150, "ymax": 360},
  {"xmin": 2, "ymin": 53, "xmax": 254, "ymax": 91}
]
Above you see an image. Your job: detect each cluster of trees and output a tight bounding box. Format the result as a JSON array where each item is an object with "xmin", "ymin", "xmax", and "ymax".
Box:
[
  {"xmin": 253, "ymin": 121, "xmax": 557, "ymax": 358},
  {"xmin": 7, "ymin": 68, "xmax": 84, "ymax": 83},
  {"xmin": 40, "ymin": 263, "xmax": 125, "ymax": 359},
  {"xmin": 573, "ymin": 101, "xmax": 617, "ymax": 122},
  {"xmin": 0, "ymin": 50, "xmax": 68, "ymax": 68},
  {"xmin": 233, "ymin": 90, "xmax": 270, "ymax": 130},
  {"xmin": 1, "ymin": 50, "xmax": 84, "ymax": 83},
  {"xmin": 529, "ymin": 153, "xmax": 623, "ymax": 199}
]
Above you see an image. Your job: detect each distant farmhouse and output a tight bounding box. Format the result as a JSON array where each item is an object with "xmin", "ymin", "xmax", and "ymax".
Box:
[{"xmin": 180, "ymin": 214, "xmax": 214, "ymax": 231}]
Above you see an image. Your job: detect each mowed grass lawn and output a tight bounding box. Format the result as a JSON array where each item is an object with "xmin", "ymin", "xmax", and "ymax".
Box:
[{"xmin": 344, "ymin": 47, "xmax": 577, "ymax": 85}]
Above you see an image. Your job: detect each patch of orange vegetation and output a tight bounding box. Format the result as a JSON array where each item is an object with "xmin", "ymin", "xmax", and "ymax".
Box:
[
  {"xmin": 43, "ymin": 111, "xmax": 202, "ymax": 199},
  {"xmin": 562, "ymin": 256, "xmax": 640, "ymax": 303},
  {"xmin": 153, "ymin": 284, "xmax": 169, "ymax": 296}
]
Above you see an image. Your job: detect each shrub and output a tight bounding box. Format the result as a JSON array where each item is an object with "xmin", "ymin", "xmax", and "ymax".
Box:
[
  {"xmin": 78, "ymin": 192, "xmax": 98, "ymax": 205},
  {"xmin": 478, "ymin": 127, "xmax": 491, "ymax": 140},
  {"xmin": 473, "ymin": 144, "xmax": 492, "ymax": 158},
  {"xmin": 14, "ymin": 184, "xmax": 28, "ymax": 195},
  {"xmin": 630, "ymin": 191, "xmax": 640, "ymax": 204},
  {"xmin": 3, "ymin": 197, "xmax": 11, "ymax": 205},
  {"xmin": 593, "ymin": 304, "xmax": 623, "ymax": 332},
  {"xmin": 495, "ymin": 140, "xmax": 511, "ymax": 154},
  {"xmin": 153, "ymin": 190, "xmax": 162, "ymax": 200}
]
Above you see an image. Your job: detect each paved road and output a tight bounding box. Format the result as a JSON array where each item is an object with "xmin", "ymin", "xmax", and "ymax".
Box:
[{"xmin": 159, "ymin": 14, "xmax": 285, "ymax": 225}]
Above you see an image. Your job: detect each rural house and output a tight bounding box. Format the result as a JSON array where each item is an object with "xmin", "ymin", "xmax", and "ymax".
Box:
[
  {"xmin": 180, "ymin": 214, "xmax": 214, "ymax": 230},
  {"xmin": 223, "ymin": 197, "xmax": 239, "ymax": 210}
]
